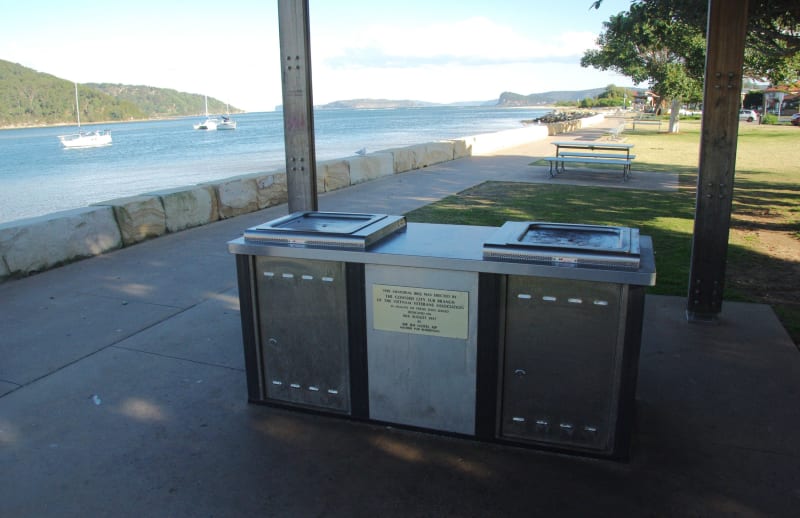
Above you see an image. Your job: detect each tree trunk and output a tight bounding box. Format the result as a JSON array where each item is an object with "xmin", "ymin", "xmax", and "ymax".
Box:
[{"xmin": 668, "ymin": 98, "xmax": 681, "ymax": 133}]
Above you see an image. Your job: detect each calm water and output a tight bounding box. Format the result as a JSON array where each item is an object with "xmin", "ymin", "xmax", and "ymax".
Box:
[{"xmin": 0, "ymin": 106, "xmax": 549, "ymax": 224}]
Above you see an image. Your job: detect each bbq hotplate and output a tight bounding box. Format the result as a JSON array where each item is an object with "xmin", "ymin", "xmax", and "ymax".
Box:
[
  {"xmin": 243, "ymin": 211, "xmax": 406, "ymax": 249},
  {"xmin": 483, "ymin": 222, "xmax": 641, "ymax": 270}
]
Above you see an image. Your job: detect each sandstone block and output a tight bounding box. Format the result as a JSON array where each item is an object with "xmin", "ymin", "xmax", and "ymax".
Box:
[
  {"xmin": 386, "ymin": 147, "xmax": 417, "ymax": 173},
  {"xmin": 94, "ymin": 195, "xmax": 166, "ymax": 246},
  {"xmin": 543, "ymin": 114, "xmax": 604, "ymax": 136},
  {"xmin": 0, "ymin": 207, "xmax": 122, "ymax": 276},
  {"xmin": 419, "ymin": 141, "xmax": 455, "ymax": 167},
  {"xmin": 0, "ymin": 255, "xmax": 10, "ymax": 281},
  {"xmin": 315, "ymin": 167, "xmax": 326, "ymax": 194},
  {"xmin": 213, "ymin": 176, "xmax": 260, "ymax": 218},
  {"xmin": 318, "ymin": 160, "xmax": 351, "ymax": 191},
  {"xmin": 253, "ymin": 172, "xmax": 288, "ymax": 209},
  {"xmin": 405, "ymin": 144, "xmax": 428, "ymax": 169},
  {"xmin": 451, "ymin": 139, "xmax": 471, "ymax": 159},
  {"xmin": 347, "ymin": 153, "xmax": 393, "ymax": 184},
  {"xmin": 149, "ymin": 185, "xmax": 219, "ymax": 233},
  {"xmin": 546, "ymin": 120, "xmax": 582, "ymax": 135}
]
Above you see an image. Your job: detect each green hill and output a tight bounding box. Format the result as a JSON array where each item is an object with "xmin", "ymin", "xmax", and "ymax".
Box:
[
  {"xmin": 498, "ymin": 89, "xmax": 609, "ymax": 106},
  {"xmin": 87, "ymin": 83, "xmax": 241, "ymax": 119},
  {"xmin": 0, "ymin": 59, "xmax": 241, "ymax": 128}
]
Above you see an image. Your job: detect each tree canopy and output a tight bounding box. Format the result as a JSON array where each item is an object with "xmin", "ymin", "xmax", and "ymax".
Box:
[
  {"xmin": 587, "ymin": 0, "xmax": 800, "ymax": 85},
  {"xmin": 581, "ymin": 2, "xmax": 705, "ymax": 108},
  {"xmin": 573, "ymin": 84, "xmax": 637, "ymax": 108}
]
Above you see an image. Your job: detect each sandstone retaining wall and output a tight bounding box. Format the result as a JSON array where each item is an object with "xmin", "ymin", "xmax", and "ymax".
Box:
[
  {"xmin": 0, "ymin": 207, "xmax": 122, "ymax": 276},
  {"xmin": 544, "ymin": 113, "xmax": 606, "ymax": 136}
]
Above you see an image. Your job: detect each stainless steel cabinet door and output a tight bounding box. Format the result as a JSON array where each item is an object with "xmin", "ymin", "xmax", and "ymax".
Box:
[
  {"xmin": 500, "ymin": 276, "xmax": 624, "ymax": 451},
  {"xmin": 255, "ymin": 257, "xmax": 351, "ymax": 413}
]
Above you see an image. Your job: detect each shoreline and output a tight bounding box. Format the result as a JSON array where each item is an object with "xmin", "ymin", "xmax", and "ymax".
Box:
[
  {"xmin": 0, "ymin": 114, "xmax": 213, "ymax": 131},
  {"xmin": 0, "ymin": 113, "xmax": 608, "ymax": 281},
  {"xmin": 0, "ymin": 105, "xmax": 564, "ymax": 131}
]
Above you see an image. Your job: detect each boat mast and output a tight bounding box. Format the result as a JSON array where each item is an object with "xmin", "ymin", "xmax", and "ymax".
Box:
[{"xmin": 74, "ymin": 83, "xmax": 81, "ymax": 129}]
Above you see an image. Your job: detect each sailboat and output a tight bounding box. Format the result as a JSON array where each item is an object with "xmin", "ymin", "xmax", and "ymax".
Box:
[
  {"xmin": 193, "ymin": 95, "xmax": 218, "ymax": 130},
  {"xmin": 217, "ymin": 103, "xmax": 237, "ymax": 130},
  {"xmin": 58, "ymin": 83, "xmax": 112, "ymax": 149}
]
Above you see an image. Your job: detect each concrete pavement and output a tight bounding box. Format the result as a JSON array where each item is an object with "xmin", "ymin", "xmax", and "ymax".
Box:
[{"xmin": 1, "ymin": 126, "xmax": 798, "ymax": 517}]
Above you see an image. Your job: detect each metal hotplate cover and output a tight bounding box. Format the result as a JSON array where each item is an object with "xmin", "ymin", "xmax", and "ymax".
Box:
[
  {"xmin": 483, "ymin": 221, "xmax": 641, "ymax": 270},
  {"xmin": 243, "ymin": 211, "xmax": 406, "ymax": 249}
]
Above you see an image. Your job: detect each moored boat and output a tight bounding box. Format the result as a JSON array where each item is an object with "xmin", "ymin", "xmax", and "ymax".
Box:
[
  {"xmin": 217, "ymin": 103, "xmax": 237, "ymax": 130},
  {"xmin": 217, "ymin": 115, "xmax": 237, "ymax": 130},
  {"xmin": 58, "ymin": 83, "xmax": 113, "ymax": 149},
  {"xmin": 193, "ymin": 118, "xmax": 218, "ymax": 130},
  {"xmin": 59, "ymin": 130, "xmax": 112, "ymax": 148},
  {"xmin": 194, "ymin": 95, "xmax": 218, "ymax": 130}
]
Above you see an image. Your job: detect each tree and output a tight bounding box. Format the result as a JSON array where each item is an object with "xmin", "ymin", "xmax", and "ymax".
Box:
[
  {"xmin": 593, "ymin": 84, "xmax": 635, "ymax": 107},
  {"xmin": 589, "ymin": 0, "xmax": 800, "ymax": 85},
  {"xmin": 581, "ymin": 2, "xmax": 705, "ymax": 132}
]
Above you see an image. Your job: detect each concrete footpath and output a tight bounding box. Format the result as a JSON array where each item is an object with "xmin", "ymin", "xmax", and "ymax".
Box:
[{"xmin": 1, "ymin": 128, "xmax": 799, "ymax": 517}]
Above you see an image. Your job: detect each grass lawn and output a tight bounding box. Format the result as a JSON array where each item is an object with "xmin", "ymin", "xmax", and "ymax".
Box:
[{"xmin": 406, "ymin": 120, "xmax": 800, "ymax": 345}]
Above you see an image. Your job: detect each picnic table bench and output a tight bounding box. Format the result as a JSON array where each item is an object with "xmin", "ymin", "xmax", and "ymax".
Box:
[
  {"xmin": 605, "ymin": 123, "xmax": 625, "ymax": 141},
  {"xmin": 545, "ymin": 141, "xmax": 636, "ymax": 181},
  {"xmin": 631, "ymin": 116, "xmax": 662, "ymax": 130}
]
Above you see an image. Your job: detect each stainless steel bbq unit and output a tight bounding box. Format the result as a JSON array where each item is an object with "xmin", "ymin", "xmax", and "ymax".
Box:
[{"xmin": 230, "ymin": 212, "xmax": 655, "ymax": 459}]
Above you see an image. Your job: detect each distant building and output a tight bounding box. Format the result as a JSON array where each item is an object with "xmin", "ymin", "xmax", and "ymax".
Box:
[
  {"xmin": 633, "ymin": 91, "xmax": 659, "ymax": 111},
  {"xmin": 764, "ymin": 83, "xmax": 800, "ymax": 115}
]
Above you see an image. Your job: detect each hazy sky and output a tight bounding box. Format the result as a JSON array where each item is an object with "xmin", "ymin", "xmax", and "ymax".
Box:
[{"xmin": 1, "ymin": 0, "xmax": 638, "ymax": 112}]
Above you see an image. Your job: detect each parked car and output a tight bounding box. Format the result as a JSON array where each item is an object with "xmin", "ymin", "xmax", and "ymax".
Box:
[
  {"xmin": 791, "ymin": 113, "xmax": 800, "ymax": 126},
  {"xmin": 739, "ymin": 109, "xmax": 759, "ymax": 122}
]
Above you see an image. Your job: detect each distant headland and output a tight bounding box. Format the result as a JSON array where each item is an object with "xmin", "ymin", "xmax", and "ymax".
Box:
[{"xmin": 293, "ymin": 88, "xmax": 618, "ymax": 111}]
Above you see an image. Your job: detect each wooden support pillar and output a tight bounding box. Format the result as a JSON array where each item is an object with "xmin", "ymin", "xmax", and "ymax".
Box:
[
  {"xmin": 277, "ymin": 0, "xmax": 318, "ymax": 212},
  {"xmin": 686, "ymin": 0, "xmax": 749, "ymax": 322}
]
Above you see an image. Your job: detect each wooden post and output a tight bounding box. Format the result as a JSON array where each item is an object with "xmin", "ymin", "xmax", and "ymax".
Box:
[
  {"xmin": 686, "ymin": 0, "xmax": 749, "ymax": 322},
  {"xmin": 277, "ymin": 0, "xmax": 318, "ymax": 212}
]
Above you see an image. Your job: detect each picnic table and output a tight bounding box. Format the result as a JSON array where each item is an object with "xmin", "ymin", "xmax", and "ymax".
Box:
[
  {"xmin": 545, "ymin": 141, "xmax": 636, "ymax": 181},
  {"xmin": 631, "ymin": 115, "xmax": 662, "ymax": 130}
]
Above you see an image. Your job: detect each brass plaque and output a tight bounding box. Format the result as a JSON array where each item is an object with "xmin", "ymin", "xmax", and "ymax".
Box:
[{"xmin": 372, "ymin": 284, "xmax": 469, "ymax": 339}]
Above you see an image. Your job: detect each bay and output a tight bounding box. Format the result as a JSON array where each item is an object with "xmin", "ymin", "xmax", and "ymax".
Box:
[{"xmin": 0, "ymin": 105, "xmax": 549, "ymax": 224}]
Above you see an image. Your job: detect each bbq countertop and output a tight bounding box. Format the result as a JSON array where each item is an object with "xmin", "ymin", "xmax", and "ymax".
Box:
[{"xmin": 229, "ymin": 222, "xmax": 656, "ymax": 286}]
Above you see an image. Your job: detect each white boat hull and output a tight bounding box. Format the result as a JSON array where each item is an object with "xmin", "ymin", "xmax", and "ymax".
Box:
[
  {"xmin": 194, "ymin": 118, "xmax": 218, "ymax": 130},
  {"xmin": 59, "ymin": 130, "xmax": 113, "ymax": 149}
]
